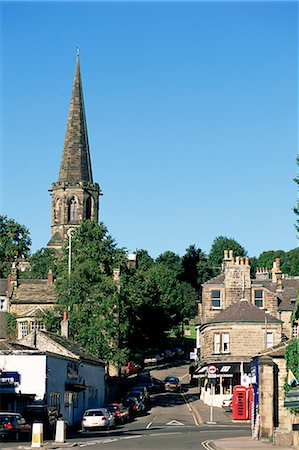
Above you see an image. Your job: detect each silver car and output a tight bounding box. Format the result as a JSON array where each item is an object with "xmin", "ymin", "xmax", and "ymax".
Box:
[{"xmin": 81, "ymin": 408, "xmax": 116, "ymax": 432}]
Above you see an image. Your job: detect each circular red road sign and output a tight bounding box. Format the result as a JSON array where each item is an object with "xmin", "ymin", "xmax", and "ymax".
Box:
[{"xmin": 208, "ymin": 365, "xmax": 217, "ymax": 375}]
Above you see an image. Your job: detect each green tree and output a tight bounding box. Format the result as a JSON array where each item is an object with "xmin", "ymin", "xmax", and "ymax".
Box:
[
  {"xmin": 28, "ymin": 247, "xmax": 58, "ymax": 279},
  {"xmin": 54, "ymin": 221, "xmax": 128, "ymax": 365},
  {"xmin": 135, "ymin": 249, "xmax": 154, "ymax": 271},
  {"xmin": 208, "ymin": 236, "xmax": 247, "ymax": 277},
  {"xmin": 0, "ymin": 215, "xmax": 31, "ymax": 277},
  {"xmin": 156, "ymin": 251, "xmax": 182, "ymax": 277}
]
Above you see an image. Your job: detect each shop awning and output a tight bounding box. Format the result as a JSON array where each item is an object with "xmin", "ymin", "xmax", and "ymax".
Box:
[
  {"xmin": 65, "ymin": 383, "xmax": 86, "ymax": 391},
  {"xmin": 193, "ymin": 362, "xmax": 247, "ymax": 378}
]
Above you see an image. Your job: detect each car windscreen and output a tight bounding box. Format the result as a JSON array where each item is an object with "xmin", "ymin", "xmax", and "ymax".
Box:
[
  {"xmin": 84, "ymin": 410, "xmax": 104, "ymax": 416},
  {"xmin": 165, "ymin": 377, "xmax": 178, "ymax": 383}
]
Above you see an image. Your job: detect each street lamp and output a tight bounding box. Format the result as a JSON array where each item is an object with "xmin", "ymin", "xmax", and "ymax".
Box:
[{"xmin": 67, "ymin": 228, "xmax": 75, "ymax": 276}]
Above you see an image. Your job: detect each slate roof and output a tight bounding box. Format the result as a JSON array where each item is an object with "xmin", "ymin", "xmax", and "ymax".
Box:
[
  {"xmin": 9, "ymin": 279, "xmax": 56, "ymax": 304},
  {"xmin": 203, "ymin": 274, "xmax": 225, "ymax": 285},
  {"xmin": 204, "ymin": 299, "xmax": 281, "ymax": 326},
  {"xmin": 0, "ymin": 340, "xmax": 35, "ymax": 351},
  {"xmin": 257, "ymin": 340, "xmax": 289, "ymax": 358},
  {"xmin": 58, "ymin": 56, "xmax": 93, "ymax": 183},
  {"xmin": 253, "ymin": 278, "xmax": 299, "ymax": 311},
  {"xmin": 21, "ymin": 330, "xmax": 104, "ymax": 366}
]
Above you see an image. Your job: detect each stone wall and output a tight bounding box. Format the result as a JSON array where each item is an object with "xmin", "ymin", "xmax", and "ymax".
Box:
[{"xmin": 200, "ymin": 322, "xmax": 282, "ymax": 361}]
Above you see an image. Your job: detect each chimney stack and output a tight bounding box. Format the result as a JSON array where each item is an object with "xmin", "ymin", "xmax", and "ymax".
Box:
[
  {"xmin": 47, "ymin": 269, "xmax": 53, "ymax": 284},
  {"xmin": 61, "ymin": 311, "xmax": 69, "ymax": 339}
]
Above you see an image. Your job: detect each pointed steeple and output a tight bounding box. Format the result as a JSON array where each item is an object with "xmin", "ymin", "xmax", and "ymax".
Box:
[
  {"xmin": 48, "ymin": 54, "xmax": 100, "ymax": 250},
  {"xmin": 58, "ymin": 54, "xmax": 93, "ymax": 183}
]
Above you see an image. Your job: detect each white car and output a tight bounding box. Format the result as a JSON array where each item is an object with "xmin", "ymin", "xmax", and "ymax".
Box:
[{"xmin": 81, "ymin": 408, "xmax": 116, "ymax": 432}]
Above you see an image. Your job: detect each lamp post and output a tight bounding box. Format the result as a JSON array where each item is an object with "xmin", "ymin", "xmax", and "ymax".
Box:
[{"xmin": 67, "ymin": 228, "xmax": 75, "ymax": 277}]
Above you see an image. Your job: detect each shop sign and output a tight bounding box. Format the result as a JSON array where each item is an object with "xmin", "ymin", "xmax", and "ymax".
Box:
[
  {"xmin": 284, "ymin": 387, "xmax": 299, "ymax": 408},
  {"xmin": 0, "ymin": 371, "xmax": 21, "ymax": 386}
]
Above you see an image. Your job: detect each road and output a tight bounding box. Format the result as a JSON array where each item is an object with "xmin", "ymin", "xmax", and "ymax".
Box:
[{"xmin": 3, "ymin": 361, "xmax": 250, "ymax": 450}]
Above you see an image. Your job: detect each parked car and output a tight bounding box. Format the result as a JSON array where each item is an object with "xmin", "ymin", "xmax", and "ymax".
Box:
[
  {"xmin": 130, "ymin": 385, "xmax": 150, "ymax": 401},
  {"xmin": 163, "ymin": 349, "xmax": 175, "ymax": 360},
  {"xmin": 123, "ymin": 398, "xmax": 139, "ymax": 420},
  {"xmin": 81, "ymin": 408, "xmax": 116, "ymax": 432},
  {"xmin": 123, "ymin": 361, "xmax": 142, "ymax": 376},
  {"xmin": 123, "ymin": 394, "xmax": 145, "ymax": 413},
  {"xmin": 106, "ymin": 404, "xmax": 129, "ymax": 424},
  {"xmin": 22, "ymin": 405, "xmax": 59, "ymax": 439},
  {"xmin": 0, "ymin": 412, "xmax": 31, "ymax": 441},
  {"xmin": 138, "ymin": 369, "xmax": 151, "ymax": 377},
  {"xmin": 174, "ymin": 347, "xmax": 184, "ymax": 357},
  {"xmin": 144, "ymin": 354, "xmax": 163, "ymax": 364},
  {"xmin": 163, "ymin": 376, "xmax": 181, "ymax": 392}
]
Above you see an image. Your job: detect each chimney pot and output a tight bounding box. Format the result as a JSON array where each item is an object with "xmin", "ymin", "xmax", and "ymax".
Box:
[{"xmin": 47, "ymin": 269, "xmax": 53, "ymax": 284}]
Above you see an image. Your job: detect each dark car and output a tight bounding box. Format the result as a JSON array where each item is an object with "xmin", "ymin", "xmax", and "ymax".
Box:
[
  {"xmin": 0, "ymin": 412, "xmax": 31, "ymax": 441},
  {"xmin": 23, "ymin": 405, "xmax": 60, "ymax": 439},
  {"xmin": 123, "ymin": 398, "xmax": 139, "ymax": 420},
  {"xmin": 163, "ymin": 376, "xmax": 181, "ymax": 392},
  {"xmin": 130, "ymin": 385, "xmax": 150, "ymax": 402}
]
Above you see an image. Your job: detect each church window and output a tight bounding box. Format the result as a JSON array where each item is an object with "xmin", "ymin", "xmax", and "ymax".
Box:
[
  {"xmin": 86, "ymin": 196, "xmax": 92, "ymax": 220},
  {"xmin": 211, "ymin": 290, "xmax": 221, "ymax": 309},
  {"xmin": 54, "ymin": 199, "xmax": 61, "ymax": 222},
  {"xmin": 254, "ymin": 290, "xmax": 263, "ymax": 308},
  {"xmin": 68, "ymin": 197, "xmax": 78, "ymax": 223}
]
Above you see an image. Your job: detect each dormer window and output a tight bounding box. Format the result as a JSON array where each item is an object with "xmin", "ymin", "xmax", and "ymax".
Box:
[
  {"xmin": 211, "ymin": 290, "xmax": 221, "ymax": 309},
  {"xmin": 254, "ymin": 290, "xmax": 263, "ymax": 308}
]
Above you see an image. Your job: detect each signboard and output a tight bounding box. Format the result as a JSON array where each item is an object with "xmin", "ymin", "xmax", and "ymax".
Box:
[
  {"xmin": 284, "ymin": 387, "xmax": 299, "ymax": 409},
  {"xmin": 0, "ymin": 371, "xmax": 21, "ymax": 386},
  {"xmin": 189, "ymin": 352, "xmax": 196, "ymax": 360}
]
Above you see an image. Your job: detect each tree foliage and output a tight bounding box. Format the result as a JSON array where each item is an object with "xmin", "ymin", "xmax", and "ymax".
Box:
[
  {"xmin": 0, "ymin": 215, "xmax": 31, "ymax": 277},
  {"xmin": 28, "ymin": 248, "xmax": 58, "ymax": 279},
  {"xmin": 53, "ymin": 221, "xmax": 128, "ymax": 365}
]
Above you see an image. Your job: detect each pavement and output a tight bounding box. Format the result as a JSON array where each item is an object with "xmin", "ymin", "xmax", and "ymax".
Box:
[
  {"xmin": 1, "ymin": 382, "xmax": 294, "ymax": 450},
  {"xmin": 185, "ymin": 384, "xmax": 293, "ymax": 450}
]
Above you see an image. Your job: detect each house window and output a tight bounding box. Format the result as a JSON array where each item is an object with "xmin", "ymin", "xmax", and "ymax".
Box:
[
  {"xmin": 254, "ymin": 290, "xmax": 263, "ymax": 308},
  {"xmin": 50, "ymin": 392, "xmax": 61, "ymax": 410},
  {"xmin": 211, "ymin": 290, "xmax": 221, "ymax": 309},
  {"xmin": 214, "ymin": 333, "xmax": 230, "ymax": 354},
  {"xmin": 292, "ymin": 325, "xmax": 298, "ymax": 338},
  {"xmin": 266, "ymin": 332, "xmax": 274, "ymax": 348},
  {"xmin": 0, "ymin": 299, "xmax": 5, "ymax": 311},
  {"xmin": 18, "ymin": 321, "xmax": 28, "ymax": 339},
  {"xmin": 29, "ymin": 321, "xmax": 45, "ymax": 332}
]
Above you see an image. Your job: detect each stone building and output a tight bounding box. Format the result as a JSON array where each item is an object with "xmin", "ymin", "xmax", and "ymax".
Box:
[
  {"xmin": 195, "ymin": 250, "xmax": 299, "ymax": 407},
  {"xmin": 257, "ymin": 341, "xmax": 299, "ymax": 449}
]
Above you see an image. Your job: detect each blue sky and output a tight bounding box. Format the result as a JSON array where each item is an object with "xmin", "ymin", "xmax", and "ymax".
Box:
[{"xmin": 1, "ymin": 1, "xmax": 298, "ymax": 259}]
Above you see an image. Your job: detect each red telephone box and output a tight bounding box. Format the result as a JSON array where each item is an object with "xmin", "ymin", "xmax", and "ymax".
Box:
[{"xmin": 232, "ymin": 385, "xmax": 248, "ymax": 420}]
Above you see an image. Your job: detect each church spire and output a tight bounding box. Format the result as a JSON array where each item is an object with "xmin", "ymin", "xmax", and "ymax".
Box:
[
  {"xmin": 58, "ymin": 54, "xmax": 93, "ymax": 183},
  {"xmin": 48, "ymin": 54, "xmax": 100, "ymax": 250}
]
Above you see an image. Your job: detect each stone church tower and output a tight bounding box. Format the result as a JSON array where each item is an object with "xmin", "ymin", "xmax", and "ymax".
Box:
[{"xmin": 48, "ymin": 55, "xmax": 100, "ymax": 249}]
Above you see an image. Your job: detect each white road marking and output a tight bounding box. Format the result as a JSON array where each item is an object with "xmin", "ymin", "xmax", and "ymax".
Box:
[
  {"xmin": 146, "ymin": 421, "xmax": 153, "ymax": 429},
  {"xmin": 150, "ymin": 432, "xmax": 182, "ymax": 437},
  {"xmin": 119, "ymin": 435, "xmax": 143, "ymax": 439},
  {"xmin": 201, "ymin": 440, "xmax": 214, "ymax": 450},
  {"xmin": 166, "ymin": 420, "xmax": 184, "ymax": 426}
]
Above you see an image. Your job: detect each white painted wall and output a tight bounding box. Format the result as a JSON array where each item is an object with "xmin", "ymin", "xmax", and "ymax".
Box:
[{"xmin": 0, "ymin": 353, "xmax": 46, "ymax": 400}]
